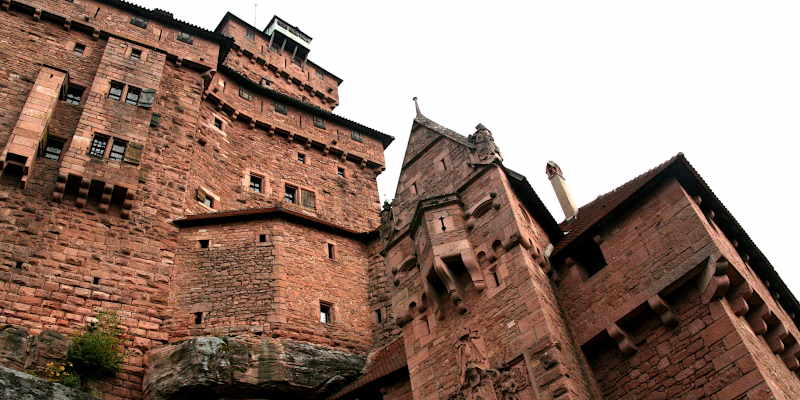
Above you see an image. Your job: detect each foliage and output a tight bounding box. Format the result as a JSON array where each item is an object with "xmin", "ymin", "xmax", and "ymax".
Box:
[
  {"xmin": 66, "ymin": 310, "xmax": 125, "ymax": 383},
  {"xmin": 37, "ymin": 361, "xmax": 80, "ymax": 388}
]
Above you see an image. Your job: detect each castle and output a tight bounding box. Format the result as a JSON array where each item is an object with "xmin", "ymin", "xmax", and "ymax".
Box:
[{"xmin": 0, "ymin": 1, "xmax": 799, "ymax": 399}]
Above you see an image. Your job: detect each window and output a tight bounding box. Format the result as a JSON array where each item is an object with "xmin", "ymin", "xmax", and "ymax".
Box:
[
  {"xmin": 239, "ymin": 87, "xmax": 252, "ymax": 101},
  {"xmin": 327, "ymin": 243, "xmax": 336, "ymax": 259},
  {"xmin": 213, "ymin": 118, "xmax": 223, "ymax": 129},
  {"xmin": 88, "ymin": 134, "xmax": 109, "ymax": 158},
  {"xmin": 40, "ymin": 137, "xmax": 64, "ymax": 161},
  {"xmin": 316, "ymin": 69, "xmax": 325, "ymax": 79},
  {"xmin": 297, "ymin": 153, "xmax": 306, "ymax": 163},
  {"xmin": 301, "ymin": 189, "xmax": 316, "ymax": 209},
  {"xmin": 351, "ymin": 131, "xmax": 363, "ymax": 143},
  {"xmin": 73, "ymin": 42, "xmax": 86, "ymax": 56},
  {"xmin": 194, "ymin": 312, "xmax": 203, "ymax": 324},
  {"xmin": 92, "ymin": 277, "xmax": 100, "ymax": 285},
  {"xmin": 108, "ymin": 138, "xmax": 127, "ymax": 161},
  {"xmin": 176, "ymin": 32, "xmax": 193, "ymax": 45},
  {"xmin": 411, "ymin": 182, "xmax": 418, "ymax": 195},
  {"xmin": 320, "ymin": 302, "xmax": 332, "ymax": 324},
  {"xmin": 375, "ymin": 309, "xmax": 382, "ymax": 323},
  {"xmin": 64, "ymin": 85, "xmax": 84, "ymax": 105},
  {"xmin": 130, "ymin": 48, "xmax": 142, "ymax": 60},
  {"xmin": 130, "ymin": 16, "xmax": 148, "ymax": 29},
  {"xmin": 274, "ymin": 102, "xmax": 288, "ymax": 115},
  {"xmin": 259, "ymin": 234, "xmax": 267, "ymax": 243},
  {"xmin": 440, "ymin": 159, "xmax": 447, "ymax": 171},
  {"xmin": 337, "ymin": 167, "xmax": 345, "ymax": 177},
  {"xmin": 249, "ymin": 174, "xmax": 262, "ymax": 193},
  {"xmin": 196, "ymin": 189, "xmax": 214, "ymax": 209},
  {"xmin": 313, "ymin": 116, "xmax": 325, "ymax": 129},
  {"xmin": 198, "ymin": 239, "xmax": 209, "ymax": 249},
  {"xmin": 284, "ymin": 184, "xmax": 297, "ymax": 203},
  {"xmin": 246, "ymin": 29, "xmax": 255, "ymax": 40},
  {"xmin": 125, "ymin": 86, "xmax": 142, "ymax": 105},
  {"xmin": 107, "ymin": 81, "xmax": 124, "ymax": 101}
]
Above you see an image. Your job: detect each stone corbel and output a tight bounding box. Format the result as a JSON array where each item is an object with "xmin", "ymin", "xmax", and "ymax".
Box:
[
  {"xmin": 33, "ymin": 8, "xmax": 41, "ymax": 21},
  {"xmin": 765, "ymin": 324, "xmax": 789, "ymax": 354},
  {"xmin": 98, "ymin": 184, "xmax": 113, "ymax": 213},
  {"xmin": 727, "ymin": 282, "xmax": 754, "ymax": 316},
  {"xmin": 75, "ymin": 177, "xmax": 89, "ymax": 208},
  {"xmin": 175, "ymin": 58, "xmax": 182, "ymax": 67},
  {"xmin": 267, "ymin": 127, "xmax": 275, "ymax": 136},
  {"xmin": 607, "ymin": 323, "xmax": 637, "ymax": 356},
  {"xmin": 647, "ymin": 294, "xmax": 678, "ymax": 328},
  {"xmin": 120, "ymin": 191, "xmax": 134, "ymax": 220},
  {"xmin": 1, "ymin": 0, "xmax": 10, "ymax": 11},
  {"xmin": 52, "ymin": 175, "xmax": 67, "ymax": 202},
  {"xmin": 746, "ymin": 301, "xmax": 772, "ymax": 336},
  {"xmin": 698, "ymin": 255, "xmax": 731, "ymax": 303},
  {"xmin": 63, "ymin": 18, "xmax": 71, "ymax": 30},
  {"xmin": 782, "ymin": 341, "xmax": 800, "ymax": 370}
]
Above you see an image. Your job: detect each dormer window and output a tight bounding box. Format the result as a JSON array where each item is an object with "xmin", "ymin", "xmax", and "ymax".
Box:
[
  {"xmin": 239, "ymin": 87, "xmax": 252, "ymax": 101},
  {"xmin": 130, "ymin": 16, "xmax": 148, "ymax": 29},
  {"xmin": 275, "ymin": 102, "xmax": 288, "ymax": 115},
  {"xmin": 177, "ymin": 32, "xmax": 194, "ymax": 45},
  {"xmin": 246, "ymin": 30, "xmax": 255, "ymax": 40},
  {"xmin": 312, "ymin": 116, "xmax": 325, "ymax": 130}
]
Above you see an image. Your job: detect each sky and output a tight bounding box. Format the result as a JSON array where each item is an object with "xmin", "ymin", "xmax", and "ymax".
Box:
[{"xmin": 135, "ymin": 1, "xmax": 799, "ymax": 296}]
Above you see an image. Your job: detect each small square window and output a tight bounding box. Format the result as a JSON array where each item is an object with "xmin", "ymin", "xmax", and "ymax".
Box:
[
  {"xmin": 239, "ymin": 87, "xmax": 252, "ymax": 101},
  {"xmin": 73, "ymin": 43, "xmax": 86, "ymax": 56},
  {"xmin": 246, "ymin": 30, "xmax": 255, "ymax": 40},
  {"xmin": 249, "ymin": 174, "xmax": 262, "ymax": 193},
  {"xmin": 88, "ymin": 134, "xmax": 109, "ymax": 158},
  {"xmin": 259, "ymin": 234, "xmax": 267, "ymax": 243},
  {"xmin": 320, "ymin": 302, "xmax": 332, "ymax": 324},
  {"xmin": 202, "ymin": 196, "xmax": 213, "ymax": 208},
  {"xmin": 351, "ymin": 131, "xmax": 363, "ymax": 143},
  {"xmin": 297, "ymin": 153, "xmax": 306, "ymax": 163},
  {"xmin": 337, "ymin": 167, "xmax": 345, "ymax": 177},
  {"xmin": 194, "ymin": 312, "xmax": 203, "ymax": 324},
  {"xmin": 108, "ymin": 138, "xmax": 127, "ymax": 161},
  {"xmin": 64, "ymin": 85, "xmax": 84, "ymax": 105},
  {"xmin": 327, "ymin": 243, "xmax": 336, "ymax": 260},
  {"xmin": 130, "ymin": 48, "xmax": 142, "ymax": 60},
  {"xmin": 125, "ymin": 86, "xmax": 142, "ymax": 105},
  {"xmin": 213, "ymin": 118, "xmax": 223, "ymax": 129},
  {"xmin": 313, "ymin": 116, "xmax": 325, "ymax": 129},
  {"xmin": 274, "ymin": 102, "xmax": 288, "ymax": 115},
  {"xmin": 92, "ymin": 277, "xmax": 100, "ymax": 285},
  {"xmin": 40, "ymin": 137, "xmax": 65, "ymax": 161},
  {"xmin": 107, "ymin": 81, "xmax": 124, "ymax": 101},
  {"xmin": 130, "ymin": 16, "xmax": 148, "ymax": 29},
  {"xmin": 284, "ymin": 185, "xmax": 297, "ymax": 204},
  {"xmin": 177, "ymin": 32, "xmax": 194, "ymax": 45},
  {"xmin": 198, "ymin": 240, "xmax": 209, "ymax": 248}
]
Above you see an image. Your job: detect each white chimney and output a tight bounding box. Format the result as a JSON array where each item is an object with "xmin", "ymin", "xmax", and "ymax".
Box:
[{"xmin": 546, "ymin": 161, "xmax": 578, "ymax": 220}]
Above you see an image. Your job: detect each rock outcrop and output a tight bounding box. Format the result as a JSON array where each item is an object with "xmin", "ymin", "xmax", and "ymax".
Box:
[
  {"xmin": 143, "ymin": 336, "xmax": 365, "ymax": 400},
  {"xmin": 0, "ymin": 365, "xmax": 98, "ymax": 400}
]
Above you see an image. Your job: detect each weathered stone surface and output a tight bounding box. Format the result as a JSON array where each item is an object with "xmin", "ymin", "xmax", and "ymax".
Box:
[
  {"xmin": 0, "ymin": 365, "xmax": 98, "ymax": 400},
  {"xmin": 143, "ymin": 337, "xmax": 364, "ymax": 400},
  {"xmin": 0, "ymin": 326, "xmax": 70, "ymax": 373}
]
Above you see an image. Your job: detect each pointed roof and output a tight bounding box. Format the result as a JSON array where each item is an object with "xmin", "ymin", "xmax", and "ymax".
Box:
[{"xmin": 553, "ymin": 153, "xmax": 800, "ymax": 326}]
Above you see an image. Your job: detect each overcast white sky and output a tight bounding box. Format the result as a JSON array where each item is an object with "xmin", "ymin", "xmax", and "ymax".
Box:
[{"xmin": 137, "ymin": 1, "xmax": 799, "ymax": 296}]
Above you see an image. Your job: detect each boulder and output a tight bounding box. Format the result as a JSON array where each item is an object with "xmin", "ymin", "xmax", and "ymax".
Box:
[{"xmin": 144, "ymin": 337, "xmax": 365, "ymax": 400}]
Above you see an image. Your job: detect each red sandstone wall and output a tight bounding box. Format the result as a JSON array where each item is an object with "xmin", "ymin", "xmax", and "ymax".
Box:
[{"xmin": 218, "ymin": 17, "xmax": 340, "ymax": 110}]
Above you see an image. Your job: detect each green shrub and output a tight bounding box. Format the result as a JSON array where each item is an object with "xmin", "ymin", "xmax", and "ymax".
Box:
[{"xmin": 66, "ymin": 310, "xmax": 125, "ymax": 383}]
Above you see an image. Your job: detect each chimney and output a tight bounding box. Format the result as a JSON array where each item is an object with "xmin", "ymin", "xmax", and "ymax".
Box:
[{"xmin": 546, "ymin": 161, "xmax": 578, "ymax": 220}]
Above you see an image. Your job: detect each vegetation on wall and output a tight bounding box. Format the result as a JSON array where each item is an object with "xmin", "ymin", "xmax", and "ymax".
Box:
[{"xmin": 66, "ymin": 310, "xmax": 126, "ymax": 385}]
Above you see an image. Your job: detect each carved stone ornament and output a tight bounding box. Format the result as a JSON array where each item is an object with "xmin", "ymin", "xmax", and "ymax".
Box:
[
  {"xmin": 448, "ymin": 330, "xmax": 531, "ymax": 400},
  {"xmin": 379, "ymin": 200, "xmax": 395, "ymax": 241},
  {"xmin": 468, "ymin": 124, "xmax": 502, "ymax": 165}
]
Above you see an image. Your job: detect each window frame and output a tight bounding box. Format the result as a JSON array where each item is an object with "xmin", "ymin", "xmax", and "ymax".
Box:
[
  {"xmin": 239, "ymin": 87, "xmax": 252, "ymax": 101},
  {"xmin": 249, "ymin": 174, "xmax": 263, "ymax": 193},
  {"xmin": 350, "ymin": 131, "xmax": 363, "ymax": 143},
  {"xmin": 125, "ymin": 86, "xmax": 142, "ymax": 106},
  {"xmin": 64, "ymin": 85, "xmax": 84, "ymax": 105},
  {"xmin": 176, "ymin": 32, "xmax": 194, "ymax": 45},
  {"xmin": 319, "ymin": 301, "xmax": 333, "ymax": 324},
  {"xmin": 312, "ymin": 116, "xmax": 326, "ymax": 130},
  {"xmin": 300, "ymin": 188, "xmax": 316, "ymax": 210},
  {"xmin": 107, "ymin": 81, "xmax": 125, "ymax": 102},
  {"xmin": 73, "ymin": 42, "xmax": 86, "ymax": 56},
  {"xmin": 108, "ymin": 138, "xmax": 128, "ymax": 162},
  {"xmin": 130, "ymin": 16, "xmax": 148, "ymax": 29},
  {"xmin": 284, "ymin": 184, "xmax": 298, "ymax": 204},
  {"xmin": 130, "ymin": 48, "xmax": 142, "ymax": 60},
  {"xmin": 40, "ymin": 136, "xmax": 65, "ymax": 161},
  {"xmin": 88, "ymin": 134, "xmax": 110, "ymax": 159},
  {"xmin": 274, "ymin": 102, "xmax": 288, "ymax": 115}
]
